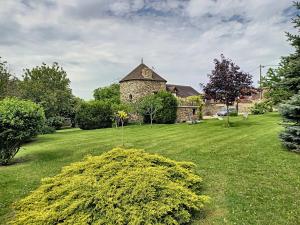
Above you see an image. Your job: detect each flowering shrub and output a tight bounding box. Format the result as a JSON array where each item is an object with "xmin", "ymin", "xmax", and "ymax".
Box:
[{"xmin": 11, "ymin": 148, "xmax": 210, "ymax": 224}]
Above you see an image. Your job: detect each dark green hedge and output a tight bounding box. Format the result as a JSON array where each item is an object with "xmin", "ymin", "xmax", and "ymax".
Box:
[
  {"xmin": 0, "ymin": 98, "xmax": 45, "ymax": 165},
  {"xmin": 75, "ymin": 100, "xmax": 113, "ymax": 130},
  {"xmin": 155, "ymin": 91, "xmax": 178, "ymax": 124}
]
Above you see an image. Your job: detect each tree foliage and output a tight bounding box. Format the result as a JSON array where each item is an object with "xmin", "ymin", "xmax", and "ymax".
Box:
[
  {"xmin": 20, "ymin": 63, "xmax": 73, "ymax": 119},
  {"xmin": 278, "ymin": 2, "xmax": 300, "ymax": 152},
  {"xmin": 155, "ymin": 91, "xmax": 178, "ymax": 124},
  {"xmin": 93, "ymin": 83, "xmax": 120, "ymax": 104},
  {"xmin": 0, "ymin": 57, "xmax": 19, "ymax": 99},
  {"xmin": 261, "ymin": 68, "xmax": 291, "ymax": 105},
  {"xmin": 11, "ymin": 148, "xmax": 210, "ymax": 225},
  {"xmin": 203, "ymin": 54, "xmax": 252, "ymax": 125},
  {"xmin": 137, "ymin": 94, "xmax": 163, "ymax": 126},
  {"xmin": 75, "ymin": 100, "xmax": 113, "ymax": 130},
  {"xmin": 0, "ymin": 98, "xmax": 45, "ymax": 165},
  {"xmin": 279, "ymin": 94, "xmax": 300, "ymax": 152}
]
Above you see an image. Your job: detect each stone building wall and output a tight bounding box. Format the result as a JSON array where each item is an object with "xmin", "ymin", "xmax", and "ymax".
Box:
[
  {"xmin": 176, "ymin": 106, "xmax": 200, "ymax": 122},
  {"xmin": 120, "ymin": 80, "xmax": 166, "ymax": 103}
]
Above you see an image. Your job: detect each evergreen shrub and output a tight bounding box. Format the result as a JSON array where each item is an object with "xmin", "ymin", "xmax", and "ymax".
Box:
[
  {"xmin": 75, "ymin": 101, "xmax": 113, "ymax": 130},
  {"xmin": 155, "ymin": 91, "xmax": 178, "ymax": 124},
  {"xmin": 11, "ymin": 148, "xmax": 210, "ymax": 224},
  {"xmin": 0, "ymin": 98, "xmax": 45, "ymax": 165},
  {"xmin": 279, "ymin": 94, "xmax": 300, "ymax": 152}
]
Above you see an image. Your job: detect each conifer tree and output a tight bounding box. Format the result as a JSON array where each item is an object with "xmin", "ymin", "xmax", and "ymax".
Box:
[{"xmin": 279, "ymin": 2, "xmax": 300, "ymax": 152}]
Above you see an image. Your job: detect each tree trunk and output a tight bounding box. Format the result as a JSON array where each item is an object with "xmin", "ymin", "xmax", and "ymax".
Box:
[
  {"xmin": 121, "ymin": 120, "xmax": 124, "ymax": 146},
  {"xmin": 150, "ymin": 114, "xmax": 153, "ymax": 127},
  {"xmin": 226, "ymin": 104, "xmax": 230, "ymax": 127}
]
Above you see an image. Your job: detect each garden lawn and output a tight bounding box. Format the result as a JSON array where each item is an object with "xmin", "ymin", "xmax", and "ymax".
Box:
[{"xmin": 1, "ymin": 113, "xmax": 300, "ymax": 225}]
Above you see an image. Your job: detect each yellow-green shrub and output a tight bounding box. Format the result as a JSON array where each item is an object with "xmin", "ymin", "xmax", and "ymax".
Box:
[{"xmin": 11, "ymin": 148, "xmax": 210, "ymax": 225}]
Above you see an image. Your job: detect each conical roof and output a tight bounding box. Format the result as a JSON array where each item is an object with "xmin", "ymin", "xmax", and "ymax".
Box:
[{"xmin": 120, "ymin": 63, "xmax": 167, "ymax": 83}]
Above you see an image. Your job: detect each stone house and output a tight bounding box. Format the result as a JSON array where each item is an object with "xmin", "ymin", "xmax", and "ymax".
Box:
[{"xmin": 119, "ymin": 63, "xmax": 200, "ymax": 122}]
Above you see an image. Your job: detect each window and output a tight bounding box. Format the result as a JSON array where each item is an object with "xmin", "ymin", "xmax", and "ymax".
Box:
[
  {"xmin": 129, "ymin": 94, "xmax": 133, "ymax": 101},
  {"xmin": 192, "ymin": 108, "xmax": 196, "ymax": 115}
]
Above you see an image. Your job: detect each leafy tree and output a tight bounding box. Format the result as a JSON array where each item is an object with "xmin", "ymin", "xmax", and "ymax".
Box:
[
  {"xmin": 0, "ymin": 98, "xmax": 45, "ymax": 165},
  {"xmin": 261, "ymin": 68, "xmax": 292, "ymax": 105},
  {"xmin": 93, "ymin": 83, "xmax": 120, "ymax": 104},
  {"xmin": 0, "ymin": 57, "xmax": 19, "ymax": 99},
  {"xmin": 138, "ymin": 94, "xmax": 163, "ymax": 127},
  {"xmin": 279, "ymin": 2, "xmax": 300, "ymax": 152},
  {"xmin": 20, "ymin": 62, "xmax": 73, "ymax": 119},
  {"xmin": 203, "ymin": 54, "xmax": 252, "ymax": 126},
  {"xmin": 155, "ymin": 91, "xmax": 178, "ymax": 124}
]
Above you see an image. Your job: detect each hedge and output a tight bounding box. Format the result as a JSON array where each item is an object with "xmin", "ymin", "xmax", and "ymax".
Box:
[{"xmin": 75, "ymin": 100, "xmax": 113, "ymax": 130}]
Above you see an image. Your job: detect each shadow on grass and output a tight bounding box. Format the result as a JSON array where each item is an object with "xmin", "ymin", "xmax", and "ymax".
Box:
[{"xmin": 0, "ymin": 156, "xmax": 32, "ymax": 167}]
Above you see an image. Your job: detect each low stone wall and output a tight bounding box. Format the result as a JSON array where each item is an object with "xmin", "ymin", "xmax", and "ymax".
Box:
[
  {"xmin": 176, "ymin": 106, "xmax": 200, "ymax": 122},
  {"xmin": 203, "ymin": 102, "xmax": 258, "ymax": 116}
]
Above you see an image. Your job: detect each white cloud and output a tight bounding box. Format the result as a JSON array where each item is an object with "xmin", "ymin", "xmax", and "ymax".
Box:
[{"xmin": 0, "ymin": 0, "xmax": 296, "ymax": 99}]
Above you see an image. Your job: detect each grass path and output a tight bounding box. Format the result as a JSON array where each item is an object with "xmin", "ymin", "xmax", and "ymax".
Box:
[{"xmin": 1, "ymin": 113, "xmax": 300, "ymax": 224}]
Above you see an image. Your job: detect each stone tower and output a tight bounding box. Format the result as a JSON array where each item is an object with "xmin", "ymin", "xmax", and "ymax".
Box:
[{"xmin": 119, "ymin": 63, "xmax": 167, "ymax": 103}]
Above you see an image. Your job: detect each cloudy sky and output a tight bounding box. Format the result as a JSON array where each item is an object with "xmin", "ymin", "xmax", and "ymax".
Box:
[{"xmin": 0, "ymin": 0, "xmax": 297, "ymax": 99}]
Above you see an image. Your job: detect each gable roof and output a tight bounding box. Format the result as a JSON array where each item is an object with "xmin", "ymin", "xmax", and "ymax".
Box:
[
  {"xmin": 166, "ymin": 84, "xmax": 200, "ymax": 98},
  {"xmin": 120, "ymin": 63, "xmax": 167, "ymax": 83}
]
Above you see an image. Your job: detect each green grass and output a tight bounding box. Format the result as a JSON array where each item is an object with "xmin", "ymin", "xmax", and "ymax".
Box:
[{"xmin": 1, "ymin": 113, "xmax": 300, "ymax": 224}]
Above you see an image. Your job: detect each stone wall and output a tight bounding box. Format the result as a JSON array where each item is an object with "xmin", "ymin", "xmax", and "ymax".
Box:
[
  {"xmin": 176, "ymin": 106, "xmax": 200, "ymax": 122},
  {"xmin": 120, "ymin": 80, "xmax": 166, "ymax": 103}
]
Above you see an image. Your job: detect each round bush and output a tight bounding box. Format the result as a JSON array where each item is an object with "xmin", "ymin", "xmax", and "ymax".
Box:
[
  {"xmin": 46, "ymin": 116, "xmax": 65, "ymax": 130},
  {"xmin": 250, "ymin": 101, "xmax": 273, "ymax": 115},
  {"xmin": 155, "ymin": 91, "xmax": 178, "ymax": 123},
  {"xmin": 0, "ymin": 98, "xmax": 45, "ymax": 165},
  {"xmin": 75, "ymin": 101, "xmax": 113, "ymax": 130},
  {"xmin": 11, "ymin": 148, "xmax": 210, "ymax": 225}
]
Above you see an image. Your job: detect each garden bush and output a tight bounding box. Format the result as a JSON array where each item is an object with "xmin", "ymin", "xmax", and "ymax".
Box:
[
  {"xmin": 39, "ymin": 125, "xmax": 56, "ymax": 134},
  {"xmin": 0, "ymin": 98, "xmax": 45, "ymax": 165},
  {"xmin": 11, "ymin": 148, "xmax": 210, "ymax": 225},
  {"xmin": 75, "ymin": 100, "xmax": 113, "ymax": 130},
  {"xmin": 46, "ymin": 116, "xmax": 65, "ymax": 130},
  {"xmin": 155, "ymin": 91, "xmax": 178, "ymax": 123},
  {"xmin": 250, "ymin": 101, "xmax": 273, "ymax": 115}
]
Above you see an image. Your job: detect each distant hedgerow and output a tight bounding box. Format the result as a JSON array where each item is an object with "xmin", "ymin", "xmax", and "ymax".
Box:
[{"xmin": 11, "ymin": 148, "xmax": 210, "ymax": 225}]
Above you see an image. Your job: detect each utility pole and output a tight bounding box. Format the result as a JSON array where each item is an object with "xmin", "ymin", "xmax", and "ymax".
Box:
[{"xmin": 259, "ymin": 64, "xmax": 264, "ymax": 99}]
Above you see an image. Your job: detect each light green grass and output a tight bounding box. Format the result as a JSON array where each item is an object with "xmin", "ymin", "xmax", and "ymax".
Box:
[{"xmin": 1, "ymin": 113, "xmax": 300, "ymax": 224}]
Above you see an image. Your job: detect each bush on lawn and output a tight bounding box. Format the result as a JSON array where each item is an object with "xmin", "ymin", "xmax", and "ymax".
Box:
[
  {"xmin": 0, "ymin": 98, "xmax": 45, "ymax": 165},
  {"xmin": 46, "ymin": 116, "xmax": 65, "ymax": 130},
  {"xmin": 11, "ymin": 148, "xmax": 210, "ymax": 225},
  {"xmin": 39, "ymin": 125, "xmax": 56, "ymax": 134},
  {"xmin": 250, "ymin": 101, "xmax": 273, "ymax": 115},
  {"xmin": 75, "ymin": 100, "xmax": 113, "ymax": 130},
  {"xmin": 155, "ymin": 91, "xmax": 178, "ymax": 124}
]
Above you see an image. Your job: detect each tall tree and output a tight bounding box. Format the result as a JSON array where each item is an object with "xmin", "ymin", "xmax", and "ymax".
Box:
[
  {"xmin": 93, "ymin": 83, "xmax": 120, "ymax": 104},
  {"xmin": 261, "ymin": 68, "xmax": 291, "ymax": 106},
  {"xmin": 279, "ymin": 2, "xmax": 300, "ymax": 152},
  {"xmin": 20, "ymin": 62, "xmax": 73, "ymax": 118},
  {"xmin": 0, "ymin": 57, "xmax": 19, "ymax": 99},
  {"xmin": 203, "ymin": 54, "xmax": 252, "ymax": 126}
]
